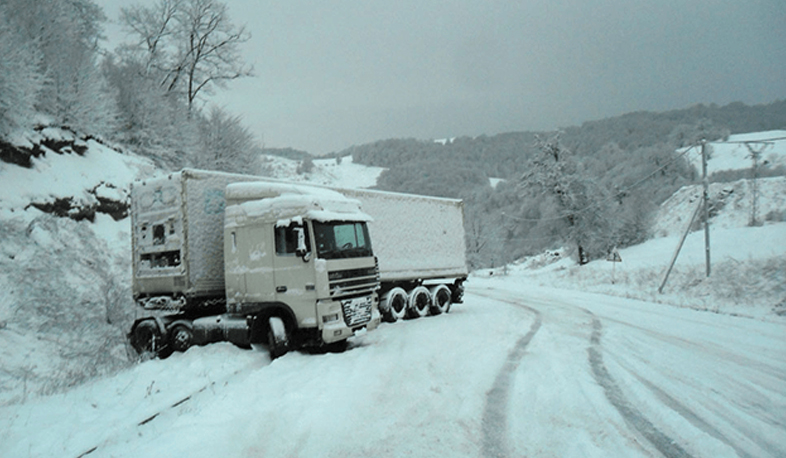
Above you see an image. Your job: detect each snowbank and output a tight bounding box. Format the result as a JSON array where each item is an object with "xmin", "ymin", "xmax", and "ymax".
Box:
[{"xmin": 478, "ymin": 222, "xmax": 786, "ymax": 320}]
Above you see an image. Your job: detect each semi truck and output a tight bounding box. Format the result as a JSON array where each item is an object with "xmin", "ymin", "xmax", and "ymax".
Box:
[{"xmin": 129, "ymin": 169, "xmax": 468, "ymax": 359}]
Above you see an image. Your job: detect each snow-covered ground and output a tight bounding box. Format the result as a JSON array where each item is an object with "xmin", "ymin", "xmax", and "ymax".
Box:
[
  {"xmin": 686, "ymin": 130, "xmax": 786, "ymax": 174},
  {"xmin": 479, "ymin": 222, "xmax": 786, "ymax": 320},
  {"xmin": 0, "ymin": 128, "xmax": 784, "ymax": 457},
  {"xmin": 260, "ymin": 154, "xmax": 385, "ymax": 188},
  {"xmin": 0, "ymin": 281, "xmax": 783, "ymax": 457},
  {"xmin": 653, "ymin": 177, "xmax": 786, "ymax": 236}
]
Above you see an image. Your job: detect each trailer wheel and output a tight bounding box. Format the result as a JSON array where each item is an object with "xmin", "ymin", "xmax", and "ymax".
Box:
[
  {"xmin": 131, "ymin": 319, "xmax": 167, "ymax": 358},
  {"xmin": 407, "ymin": 286, "xmax": 431, "ymax": 319},
  {"xmin": 381, "ymin": 287, "xmax": 408, "ymax": 322},
  {"xmin": 429, "ymin": 284, "xmax": 452, "ymax": 315},
  {"xmin": 169, "ymin": 324, "xmax": 193, "ymax": 353},
  {"xmin": 267, "ymin": 316, "xmax": 289, "ymax": 360}
]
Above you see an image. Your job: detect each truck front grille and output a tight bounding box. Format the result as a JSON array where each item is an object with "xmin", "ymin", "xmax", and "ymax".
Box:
[
  {"xmin": 328, "ymin": 266, "xmax": 379, "ymax": 299},
  {"xmin": 341, "ymin": 296, "xmax": 373, "ymax": 327}
]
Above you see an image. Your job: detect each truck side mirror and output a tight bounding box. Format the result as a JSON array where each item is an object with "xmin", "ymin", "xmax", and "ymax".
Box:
[{"xmin": 295, "ymin": 227, "xmax": 311, "ymax": 262}]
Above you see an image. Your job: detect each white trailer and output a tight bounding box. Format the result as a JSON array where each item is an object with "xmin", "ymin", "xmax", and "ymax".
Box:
[
  {"xmin": 338, "ymin": 188, "xmax": 467, "ymax": 320},
  {"xmin": 129, "ymin": 169, "xmax": 467, "ymax": 359}
]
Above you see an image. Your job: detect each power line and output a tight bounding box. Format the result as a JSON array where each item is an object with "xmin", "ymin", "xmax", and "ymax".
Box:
[
  {"xmin": 503, "ymin": 143, "xmax": 700, "ymax": 223},
  {"xmin": 717, "ymin": 136, "xmax": 786, "ymax": 144}
]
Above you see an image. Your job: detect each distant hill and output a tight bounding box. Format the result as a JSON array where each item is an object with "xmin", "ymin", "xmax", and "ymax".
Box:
[
  {"xmin": 336, "ymin": 101, "xmax": 786, "ymax": 268},
  {"xmin": 344, "ymin": 101, "xmax": 786, "ymax": 183}
]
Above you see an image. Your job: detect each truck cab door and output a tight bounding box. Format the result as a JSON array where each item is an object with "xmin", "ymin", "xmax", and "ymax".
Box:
[
  {"xmin": 225, "ymin": 225, "xmax": 276, "ymax": 311},
  {"xmin": 273, "ymin": 222, "xmax": 317, "ymax": 321}
]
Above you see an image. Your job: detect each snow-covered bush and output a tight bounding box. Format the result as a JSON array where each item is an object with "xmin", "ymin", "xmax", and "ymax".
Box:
[{"xmin": 0, "ymin": 215, "xmax": 135, "ymax": 404}]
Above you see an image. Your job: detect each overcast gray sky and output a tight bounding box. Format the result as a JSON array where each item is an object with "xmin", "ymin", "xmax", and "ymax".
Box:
[{"xmin": 100, "ymin": 0, "xmax": 786, "ymax": 155}]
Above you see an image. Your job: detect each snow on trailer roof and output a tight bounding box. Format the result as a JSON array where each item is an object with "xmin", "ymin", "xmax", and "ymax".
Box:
[{"xmin": 225, "ymin": 181, "xmax": 373, "ymax": 226}]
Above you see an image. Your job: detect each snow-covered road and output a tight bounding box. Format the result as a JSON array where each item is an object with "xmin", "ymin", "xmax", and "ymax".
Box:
[
  {"xmin": 1, "ymin": 280, "xmax": 784, "ymax": 457},
  {"xmin": 474, "ymin": 282, "xmax": 786, "ymax": 458}
]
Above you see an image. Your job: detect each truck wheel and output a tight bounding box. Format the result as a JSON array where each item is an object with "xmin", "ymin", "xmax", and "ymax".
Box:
[
  {"xmin": 326, "ymin": 339, "xmax": 349, "ymax": 353},
  {"xmin": 407, "ymin": 286, "xmax": 431, "ymax": 319},
  {"xmin": 169, "ymin": 324, "xmax": 193, "ymax": 353},
  {"xmin": 429, "ymin": 284, "xmax": 452, "ymax": 315},
  {"xmin": 381, "ymin": 287, "xmax": 408, "ymax": 322},
  {"xmin": 267, "ymin": 316, "xmax": 289, "ymax": 360},
  {"xmin": 131, "ymin": 319, "xmax": 167, "ymax": 358}
]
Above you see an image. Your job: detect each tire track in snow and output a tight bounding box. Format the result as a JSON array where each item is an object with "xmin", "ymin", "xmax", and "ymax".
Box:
[
  {"xmin": 478, "ymin": 293, "xmax": 542, "ymax": 458},
  {"xmin": 75, "ymin": 358, "xmax": 266, "ymax": 458},
  {"xmin": 600, "ymin": 314, "xmax": 786, "ymax": 383},
  {"xmin": 627, "ymin": 370, "xmax": 758, "ymax": 458},
  {"xmin": 586, "ymin": 312, "xmax": 694, "ymax": 458}
]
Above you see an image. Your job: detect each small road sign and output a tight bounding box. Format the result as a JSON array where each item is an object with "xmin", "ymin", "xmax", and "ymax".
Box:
[{"xmin": 606, "ymin": 248, "xmax": 622, "ymax": 263}]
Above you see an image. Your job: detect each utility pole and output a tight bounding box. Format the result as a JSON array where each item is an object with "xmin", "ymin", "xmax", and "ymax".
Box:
[
  {"xmin": 659, "ymin": 198, "xmax": 704, "ymax": 294},
  {"xmin": 745, "ymin": 142, "xmax": 767, "ymax": 227},
  {"xmin": 701, "ymin": 140, "xmax": 711, "ymax": 277},
  {"xmin": 659, "ymin": 141, "xmax": 711, "ymax": 293}
]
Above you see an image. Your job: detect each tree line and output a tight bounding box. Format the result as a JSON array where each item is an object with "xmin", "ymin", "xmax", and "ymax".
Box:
[
  {"xmin": 0, "ymin": 0, "xmax": 257, "ymax": 173},
  {"xmin": 342, "ymin": 101, "xmax": 786, "ymax": 268}
]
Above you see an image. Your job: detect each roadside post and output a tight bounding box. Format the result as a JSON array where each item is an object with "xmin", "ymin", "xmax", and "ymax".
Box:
[{"xmin": 606, "ymin": 248, "xmax": 622, "ymax": 284}]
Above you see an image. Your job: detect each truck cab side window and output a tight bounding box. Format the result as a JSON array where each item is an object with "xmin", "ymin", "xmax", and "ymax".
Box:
[{"xmin": 275, "ymin": 223, "xmax": 310, "ymax": 256}]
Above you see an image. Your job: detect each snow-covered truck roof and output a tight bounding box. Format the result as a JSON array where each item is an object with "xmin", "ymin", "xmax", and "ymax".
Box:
[{"xmin": 224, "ymin": 182, "xmax": 372, "ymax": 227}]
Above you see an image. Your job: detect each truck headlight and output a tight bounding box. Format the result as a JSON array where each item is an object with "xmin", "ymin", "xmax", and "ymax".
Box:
[{"xmin": 322, "ymin": 313, "xmax": 340, "ymax": 323}]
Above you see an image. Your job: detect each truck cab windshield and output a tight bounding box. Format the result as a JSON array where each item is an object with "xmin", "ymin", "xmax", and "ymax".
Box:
[{"xmin": 313, "ymin": 221, "xmax": 373, "ymax": 259}]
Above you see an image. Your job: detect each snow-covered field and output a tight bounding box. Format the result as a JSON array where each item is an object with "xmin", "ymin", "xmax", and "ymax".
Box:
[
  {"xmin": 1, "ymin": 281, "xmax": 783, "ymax": 457},
  {"xmin": 0, "ymin": 128, "xmax": 784, "ymax": 457},
  {"xmin": 487, "ymin": 219, "xmax": 786, "ymax": 320},
  {"xmin": 260, "ymin": 154, "xmax": 385, "ymax": 188}
]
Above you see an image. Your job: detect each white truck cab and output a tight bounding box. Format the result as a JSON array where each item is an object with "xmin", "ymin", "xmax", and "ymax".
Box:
[{"xmin": 223, "ymin": 182, "xmax": 380, "ymax": 349}]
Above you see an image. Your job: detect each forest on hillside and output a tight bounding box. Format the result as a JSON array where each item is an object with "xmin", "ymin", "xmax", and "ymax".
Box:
[
  {"xmin": 0, "ymin": 0, "xmax": 259, "ymax": 173},
  {"xmin": 340, "ymin": 101, "xmax": 786, "ymax": 268}
]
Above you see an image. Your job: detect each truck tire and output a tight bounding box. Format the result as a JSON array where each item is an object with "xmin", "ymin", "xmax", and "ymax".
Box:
[
  {"xmin": 407, "ymin": 286, "xmax": 431, "ymax": 319},
  {"xmin": 169, "ymin": 323, "xmax": 194, "ymax": 353},
  {"xmin": 130, "ymin": 319, "xmax": 168, "ymax": 358},
  {"xmin": 429, "ymin": 284, "xmax": 452, "ymax": 315},
  {"xmin": 381, "ymin": 287, "xmax": 408, "ymax": 322},
  {"xmin": 267, "ymin": 316, "xmax": 289, "ymax": 360}
]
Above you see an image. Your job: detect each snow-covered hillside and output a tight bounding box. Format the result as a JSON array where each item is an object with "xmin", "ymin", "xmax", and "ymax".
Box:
[
  {"xmin": 686, "ymin": 130, "xmax": 786, "ymax": 174},
  {"xmin": 653, "ymin": 177, "xmax": 786, "ymax": 236},
  {"xmin": 479, "ymin": 222, "xmax": 785, "ymax": 319},
  {"xmin": 259, "ymin": 154, "xmax": 385, "ymax": 188},
  {"xmin": 0, "ymin": 128, "xmax": 159, "ymax": 405},
  {"xmin": 480, "ymin": 136, "xmax": 786, "ymax": 320}
]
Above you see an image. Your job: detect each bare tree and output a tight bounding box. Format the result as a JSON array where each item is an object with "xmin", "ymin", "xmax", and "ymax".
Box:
[
  {"xmin": 193, "ymin": 106, "xmax": 257, "ymax": 173},
  {"xmin": 120, "ymin": 0, "xmax": 253, "ymax": 112}
]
